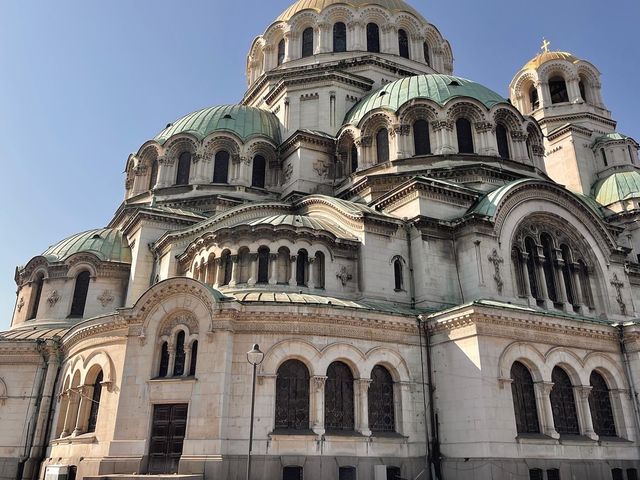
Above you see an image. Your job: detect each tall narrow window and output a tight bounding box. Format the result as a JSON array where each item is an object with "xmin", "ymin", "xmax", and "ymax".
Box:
[
  {"xmin": 628, "ymin": 469, "xmax": 639, "ymax": 480},
  {"xmin": 333, "ymin": 22, "xmax": 347, "ymax": 52},
  {"xmin": 315, "ymin": 252, "xmax": 325, "ymax": 289},
  {"xmin": 367, "ymin": 23, "xmax": 380, "ymax": 53},
  {"xmin": 369, "ymin": 365, "xmax": 395, "ymax": 432},
  {"xmin": 611, "ymin": 469, "xmax": 624, "ymax": 480},
  {"xmin": 350, "ymin": 143, "xmax": 358, "ymax": 173},
  {"xmin": 325, "ymin": 362, "xmax": 354, "ymax": 431},
  {"xmin": 275, "ymin": 360, "xmax": 310, "ymax": 431},
  {"xmin": 456, "ymin": 118, "xmax": 474, "ymax": 154},
  {"xmin": 541, "ymin": 234, "xmax": 558, "ymax": 303},
  {"xmin": 87, "ymin": 370, "xmax": 103, "ymax": 433},
  {"xmin": 376, "ymin": 128, "xmax": 389, "ymax": 163},
  {"xmin": 159, "ymin": 342, "xmax": 169, "ymax": 377},
  {"xmin": 529, "ymin": 469, "xmax": 543, "ymax": 480},
  {"xmin": 28, "ymin": 274, "xmax": 44, "ymax": 320},
  {"xmin": 189, "ymin": 340, "xmax": 198, "ymax": 376},
  {"xmin": 213, "ymin": 150, "xmax": 230, "ymax": 183},
  {"xmin": 560, "ymin": 245, "xmax": 575, "ymax": 305},
  {"xmin": 174, "ymin": 331, "xmax": 186, "ymax": 376},
  {"xmin": 510, "ymin": 361, "xmax": 540, "ymax": 434},
  {"xmin": 302, "ymin": 27, "xmax": 314, "ymax": 58},
  {"xmin": 512, "ymin": 248, "xmax": 526, "ymax": 297},
  {"xmin": 69, "ymin": 271, "xmax": 91, "ymax": 317},
  {"xmin": 589, "ymin": 371, "xmax": 616, "ymax": 437},
  {"xmin": 283, "ymin": 466, "xmax": 303, "ymax": 480},
  {"xmin": 296, "ymin": 250, "xmax": 308, "ymax": 286},
  {"xmin": 251, "ymin": 155, "xmax": 266, "ymax": 189},
  {"xmin": 579, "ymin": 80, "xmax": 586, "ymax": 101},
  {"xmin": 525, "ymin": 237, "xmax": 540, "ymax": 300},
  {"xmin": 413, "ymin": 119, "xmax": 431, "ymax": 155},
  {"xmin": 149, "ymin": 160, "xmax": 159, "ymax": 190},
  {"xmin": 496, "ymin": 124, "xmax": 510, "ymax": 159},
  {"xmin": 277, "ymin": 39, "xmax": 286, "ymax": 66},
  {"xmin": 387, "ymin": 467, "xmax": 401, "ymax": 480},
  {"xmin": 222, "ymin": 252, "xmax": 233, "ymax": 286},
  {"xmin": 549, "ymin": 76, "xmax": 569, "ymax": 104},
  {"xmin": 394, "ymin": 259, "xmax": 403, "ymax": 291},
  {"xmin": 257, "ymin": 247, "xmax": 270, "ymax": 284},
  {"xmin": 601, "ymin": 148, "xmax": 608, "ymax": 167},
  {"xmin": 423, "ymin": 42, "xmax": 430, "ymax": 65},
  {"xmin": 398, "ymin": 29, "xmax": 409, "ymax": 59},
  {"xmin": 529, "ymin": 86, "xmax": 539, "ymax": 110},
  {"xmin": 175, "ymin": 152, "xmax": 191, "ymax": 185},
  {"xmin": 546, "ymin": 469, "xmax": 560, "ymax": 480},
  {"xmin": 550, "ymin": 366, "xmax": 579, "ymax": 435},
  {"xmin": 339, "ymin": 467, "xmax": 356, "ymax": 480}
]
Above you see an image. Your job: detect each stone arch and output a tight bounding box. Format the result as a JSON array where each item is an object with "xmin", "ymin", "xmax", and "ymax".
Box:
[
  {"xmin": 360, "ymin": 110, "xmax": 395, "ymax": 138},
  {"xmin": 363, "ymin": 346, "xmax": 411, "ymax": 382},
  {"xmin": 164, "ymin": 135, "xmax": 199, "ymax": 162},
  {"xmin": 492, "ymin": 107, "xmax": 523, "ymax": 132},
  {"xmin": 497, "ymin": 341, "xmax": 546, "ymax": 382},
  {"xmin": 394, "ymin": 13, "xmax": 421, "ymax": 37},
  {"xmin": 82, "ymin": 350, "xmax": 116, "ymax": 386},
  {"xmin": 289, "ymin": 11, "xmax": 319, "ymax": 36},
  {"xmin": 246, "ymin": 140, "xmax": 278, "ymax": 166},
  {"xmin": 136, "ymin": 141, "xmax": 161, "ymax": 162},
  {"xmin": 318, "ymin": 342, "xmax": 366, "ymax": 378},
  {"xmin": 583, "ymin": 352, "xmax": 626, "ymax": 391},
  {"xmin": 538, "ymin": 62, "xmax": 576, "ymax": 84},
  {"xmin": 397, "ymin": 101, "xmax": 439, "ymax": 124},
  {"xmin": 422, "ymin": 24, "xmax": 442, "ymax": 49},
  {"xmin": 389, "ymin": 254, "xmax": 406, "ymax": 266},
  {"xmin": 264, "ymin": 22, "xmax": 288, "ymax": 45},
  {"xmin": 446, "ymin": 100, "xmax": 487, "ymax": 123},
  {"xmin": 359, "ymin": 6, "xmax": 392, "ymax": 27},
  {"xmin": 27, "ymin": 265, "xmax": 49, "ymax": 284},
  {"xmin": 203, "ymin": 134, "xmax": 241, "ymax": 159},
  {"xmin": 158, "ymin": 311, "xmax": 200, "ymax": 338},
  {"xmin": 512, "ymin": 71, "xmax": 539, "ymax": 100},
  {"xmin": 65, "ymin": 254, "xmax": 100, "ymax": 279},
  {"xmin": 544, "ymin": 347, "xmax": 584, "ymax": 384},
  {"xmin": 321, "ymin": 5, "xmax": 355, "ymax": 24},
  {"xmin": 261, "ymin": 339, "xmax": 322, "ymax": 377}
]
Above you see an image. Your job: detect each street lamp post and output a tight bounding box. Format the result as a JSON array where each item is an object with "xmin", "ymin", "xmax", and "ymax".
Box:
[{"xmin": 246, "ymin": 344, "xmax": 264, "ymax": 480}]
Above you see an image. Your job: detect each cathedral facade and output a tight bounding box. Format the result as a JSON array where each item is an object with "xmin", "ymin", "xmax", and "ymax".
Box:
[{"xmin": 2, "ymin": 1, "xmax": 640, "ymax": 480}]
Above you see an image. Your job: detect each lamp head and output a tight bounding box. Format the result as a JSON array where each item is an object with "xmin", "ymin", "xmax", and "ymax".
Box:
[{"xmin": 247, "ymin": 344, "xmax": 264, "ymax": 366}]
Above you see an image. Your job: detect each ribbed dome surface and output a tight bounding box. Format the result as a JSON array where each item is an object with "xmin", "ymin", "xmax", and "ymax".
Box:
[
  {"xmin": 524, "ymin": 51, "xmax": 579, "ymax": 70},
  {"xmin": 244, "ymin": 214, "xmax": 357, "ymax": 240},
  {"xmin": 277, "ymin": 0, "xmax": 425, "ymax": 22},
  {"xmin": 155, "ymin": 105, "xmax": 281, "ymax": 145},
  {"xmin": 43, "ymin": 229, "xmax": 132, "ymax": 263},
  {"xmin": 343, "ymin": 74, "xmax": 507, "ymax": 126},
  {"xmin": 593, "ymin": 171, "xmax": 640, "ymax": 206}
]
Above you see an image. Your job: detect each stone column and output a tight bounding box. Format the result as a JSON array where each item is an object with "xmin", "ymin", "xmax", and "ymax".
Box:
[
  {"xmin": 289, "ymin": 255, "xmax": 298, "ymax": 286},
  {"xmin": 567, "ymin": 76, "xmax": 582, "ymax": 103},
  {"xmin": 72, "ymin": 387, "xmax": 89, "ymax": 436},
  {"xmin": 308, "ymin": 257, "xmax": 316, "ymax": 289},
  {"xmin": 283, "ymin": 32, "xmax": 294, "ymax": 63},
  {"xmin": 311, "ymin": 376, "xmax": 327, "ymax": 435},
  {"xmin": 571, "ymin": 264, "xmax": 588, "ymax": 315},
  {"xmin": 59, "ymin": 392, "xmax": 73, "ymax": 438},
  {"xmin": 229, "ymin": 255, "xmax": 240, "ymax": 287},
  {"xmin": 156, "ymin": 157, "xmax": 173, "ymax": 188},
  {"xmin": 183, "ymin": 345, "xmax": 192, "ymax": 377},
  {"xmin": 576, "ymin": 386, "xmax": 598, "ymax": 440},
  {"xmin": 410, "ymin": 34, "xmax": 422, "ymax": 61},
  {"xmin": 349, "ymin": 21, "xmax": 364, "ymax": 50},
  {"xmin": 248, "ymin": 253, "xmax": 259, "ymax": 286},
  {"xmin": 213, "ymin": 258, "xmax": 223, "ymax": 288},
  {"xmin": 520, "ymin": 252, "xmax": 537, "ymax": 306},
  {"xmin": 356, "ymin": 379, "xmax": 372, "ymax": 436},
  {"xmin": 268, "ymin": 254, "xmax": 278, "ymax": 285},
  {"xmin": 535, "ymin": 250, "xmax": 553, "ymax": 309},
  {"xmin": 316, "ymin": 23, "xmax": 330, "ymax": 54},
  {"xmin": 554, "ymin": 255, "xmax": 573, "ymax": 312},
  {"xmin": 535, "ymin": 381, "xmax": 559, "ymax": 439},
  {"xmin": 538, "ymin": 81, "xmax": 551, "ymax": 108},
  {"xmin": 167, "ymin": 340, "xmax": 176, "ymax": 377}
]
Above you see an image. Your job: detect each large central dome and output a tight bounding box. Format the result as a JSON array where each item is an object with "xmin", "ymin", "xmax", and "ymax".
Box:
[{"xmin": 277, "ymin": 0, "xmax": 426, "ymax": 21}]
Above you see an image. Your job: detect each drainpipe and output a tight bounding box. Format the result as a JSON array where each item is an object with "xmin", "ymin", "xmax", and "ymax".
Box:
[
  {"xmin": 404, "ymin": 221, "xmax": 416, "ymax": 310},
  {"xmin": 416, "ymin": 316, "xmax": 432, "ymax": 480},
  {"xmin": 617, "ymin": 324, "xmax": 640, "ymax": 449}
]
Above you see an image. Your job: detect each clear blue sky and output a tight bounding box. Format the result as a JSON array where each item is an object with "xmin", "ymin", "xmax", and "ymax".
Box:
[{"xmin": 0, "ymin": 0, "xmax": 638, "ymax": 330}]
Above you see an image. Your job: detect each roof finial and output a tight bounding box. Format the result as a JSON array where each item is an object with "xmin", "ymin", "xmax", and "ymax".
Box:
[{"xmin": 541, "ymin": 38, "xmax": 551, "ymax": 53}]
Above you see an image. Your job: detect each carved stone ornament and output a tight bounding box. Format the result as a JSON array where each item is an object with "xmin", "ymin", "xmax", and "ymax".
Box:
[
  {"xmin": 488, "ymin": 249, "xmax": 505, "ymax": 294},
  {"xmin": 283, "ymin": 162, "xmax": 294, "ymax": 182},
  {"xmin": 98, "ymin": 290, "xmax": 115, "ymax": 308},
  {"xmin": 313, "ymin": 159, "xmax": 330, "ymax": 179},
  {"xmin": 47, "ymin": 290, "xmax": 60, "ymax": 308},
  {"xmin": 16, "ymin": 297, "xmax": 24, "ymax": 313},
  {"xmin": 336, "ymin": 266, "xmax": 353, "ymax": 286},
  {"xmin": 610, "ymin": 274, "xmax": 627, "ymax": 316},
  {"xmin": 312, "ymin": 375, "xmax": 328, "ymax": 390}
]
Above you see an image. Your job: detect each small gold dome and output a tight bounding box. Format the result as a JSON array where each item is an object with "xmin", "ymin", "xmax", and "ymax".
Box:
[
  {"xmin": 524, "ymin": 51, "xmax": 580, "ymax": 70},
  {"xmin": 277, "ymin": 0, "xmax": 426, "ymax": 22}
]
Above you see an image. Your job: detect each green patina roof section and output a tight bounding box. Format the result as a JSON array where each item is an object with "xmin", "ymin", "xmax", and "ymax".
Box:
[
  {"xmin": 592, "ymin": 132, "xmax": 631, "ymax": 148},
  {"xmin": 245, "ymin": 214, "xmax": 358, "ymax": 240},
  {"xmin": 593, "ymin": 171, "xmax": 640, "ymax": 206},
  {"xmin": 344, "ymin": 74, "xmax": 508, "ymax": 127},
  {"xmin": 155, "ymin": 105, "xmax": 281, "ymax": 145},
  {"xmin": 43, "ymin": 228, "xmax": 132, "ymax": 264}
]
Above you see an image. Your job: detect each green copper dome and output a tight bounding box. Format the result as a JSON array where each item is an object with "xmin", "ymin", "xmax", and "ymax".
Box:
[
  {"xmin": 592, "ymin": 132, "xmax": 632, "ymax": 148},
  {"xmin": 43, "ymin": 229, "xmax": 132, "ymax": 264},
  {"xmin": 155, "ymin": 105, "xmax": 281, "ymax": 145},
  {"xmin": 592, "ymin": 171, "xmax": 640, "ymax": 206},
  {"xmin": 343, "ymin": 74, "xmax": 508, "ymax": 127}
]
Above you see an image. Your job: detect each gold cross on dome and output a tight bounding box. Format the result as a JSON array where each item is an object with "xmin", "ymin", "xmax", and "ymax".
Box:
[{"xmin": 541, "ymin": 38, "xmax": 551, "ymax": 53}]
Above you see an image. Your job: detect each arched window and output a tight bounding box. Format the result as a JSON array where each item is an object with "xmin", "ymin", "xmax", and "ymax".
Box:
[
  {"xmin": 283, "ymin": 466, "xmax": 303, "ymax": 480},
  {"xmin": 314, "ymin": 251, "xmax": 325, "ymax": 288},
  {"xmin": 87, "ymin": 370, "xmax": 103, "ymax": 433},
  {"xmin": 413, "ymin": 119, "xmax": 431, "ymax": 155},
  {"xmin": 221, "ymin": 251, "xmax": 233, "ymax": 286},
  {"xmin": 275, "ymin": 360, "xmax": 310, "ymax": 431},
  {"xmin": 277, "ymin": 39, "xmax": 286, "ymax": 66},
  {"xmin": 333, "ymin": 22, "xmax": 347, "ymax": 53},
  {"xmin": 277, "ymin": 247, "xmax": 290, "ymax": 284},
  {"xmin": 394, "ymin": 259, "xmax": 403, "ymax": 291},
  {"xmin": 238, "ymin": 248, "xmax": 251, "ymax": 284},
  {"xmin": 339, "ymin": 467, "xmax": 356, "ymax": 480},
  {"xmin": 296, "ymin": 250, "xmax": 308, "ymax": 286},
  {"xmin": 612, "ymin": 469, "xmax": 624, "ymax": 480},
  {"xmin": 149, "ymin": 160, "xmax": 159, "ymax": 190},
  {"xmin": 529, "ymin": 86, "xmax": 539, "ymax": 110},
  {"xmin": 512, "ymin": 248, "xmax": 527, "ymax": 297},
  {"xmin": 366, "ymin": 23, "xmax": 380, "ymax": 53},
  {"xmin": 546, "ymin": 470, "xmax": 560, "ymax": 480},
  {"xmin": 541, "ymin": 234, "xmax": 558, "ymax": 303},
  {"xmin": 524, "ymin": 237, "xmax": 540, "ymax": 300},
  {"xmin": 560, "ymin": 245, "xmax": 575, "ymax": 306},
  {"xmin": 213, "ymin": 150, "xmax": 230, "ymax": 183},
  {"xmin": 206, "ymin": 254, "xmax": 216, "ymax": 286},
  {"xmin": 302, "ymin": 27, "xmax": 314, "ymax": 58},
  {"xmin": 376, "ymin": 128, "xmax": 389, "ymax": 163},
  {"xmin": 257, "ymin": 247, "xmax": 270, "ymax": 284},
  {"xmin": 423, "ymin": 42, "xmax": 430, "ymax": 65},
  {"xmin": 174, "ymin": 331, "xmax": 186, "ymax": 376},
  {"xmin": 589, "ymin": 371, "xmax": 616, "ymax": 437},
  {"xmin": 251, "ymin": 155, "xmax": 266, "ymax": 189},
  {"xmin": 350, "ymin": 143, "xmax": 358, "ymax": 173},
  {"xmin": 601, "ymin": 148, "xmax": 608, "ymax": 167},
  {"xmin": 387, "ymin": 467, "xmax": 401, "ymax": 480},
  {"xmin": 325, "ymin": 361, "xmax": 354, "ymax": 431},
  {"xmin": 189, "ymin": 340, "xmax": 198, "ymax": 376},
  {"xmin": 175, "ymin": 152, "xmax": 191, "ymax": 185},
  {"xmin": 549, "ymin": 76, "xmax": 569, "ymax": 104},
  {"xmin": 69, "ymin": 271, "xmax": 91, "ymax": 317},
  {"xmin": 578, "ymin": 260, "xmax": 594, "ymax": 309},
  {"xmin": 456, "ymin": 118, "xmax": 474, "ymax": 154},
  {"xmin": 550, "ymin": 366, "xmax": 579, "ymax": 435},
  {"xmin": 158, "ymin": 342, "xmax": 169, "ymax": 377},
  {"xmin": 369, "ymin": 365, "xmax": 395, "ymax": 432},
  {"xmin": 579, "ymin": 80, "xmax": 587, "ymax": 101},
  {"xmin": 510, "ymin": 361, "xmax": 540, "ymax": 434},
  {"xmin": 496, "ymin": 124, "xmax": 510, "ymax": 159},
  {"xmin": 398, "ymin": 29, "xmax": 409, "ymax": 59},
  {"xmin": 28, "ymin": 274, "xmax": 44, "ymax": 320}
]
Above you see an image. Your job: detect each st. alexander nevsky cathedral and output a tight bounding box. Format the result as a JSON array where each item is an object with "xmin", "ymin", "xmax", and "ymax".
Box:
[{"xmin": 2, "ymin": 1, "xmax": 640, "ymax": 480}]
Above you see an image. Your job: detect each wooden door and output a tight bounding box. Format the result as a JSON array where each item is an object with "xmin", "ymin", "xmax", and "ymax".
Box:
[{"xmin": 148, "ymin": 404, "xmax": 188, "ymax": 474}]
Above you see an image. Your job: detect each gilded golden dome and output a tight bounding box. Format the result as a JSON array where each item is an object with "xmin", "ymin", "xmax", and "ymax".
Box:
[
  {"xmin": 524, "ymin": 51, "xmax": 579, "ymax": 70},
  {"xmin": 277, "ymin": 0, "xmax": 426, "ymax": 22}
]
